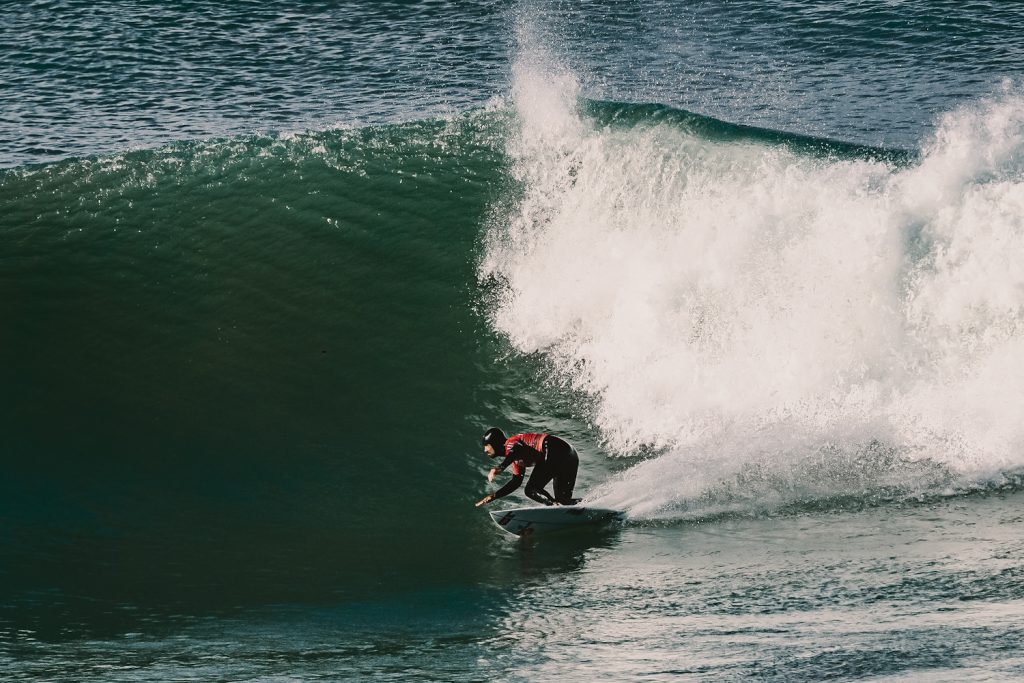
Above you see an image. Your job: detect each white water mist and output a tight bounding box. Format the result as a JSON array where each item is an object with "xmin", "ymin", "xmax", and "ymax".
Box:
[{"xmin": 481, "ymin": 43, "xmax": 1024, "ymax": 518}]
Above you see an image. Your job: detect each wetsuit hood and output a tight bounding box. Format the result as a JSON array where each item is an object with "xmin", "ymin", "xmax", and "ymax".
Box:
[{"xmin": 482, "ymin": 427, "xmax": 507, "ymax": 456}]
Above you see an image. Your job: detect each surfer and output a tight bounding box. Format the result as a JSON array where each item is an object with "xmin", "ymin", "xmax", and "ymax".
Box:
[{"xmin": 474, "ymin": 428, "xmax": 581, "ymax": 507}]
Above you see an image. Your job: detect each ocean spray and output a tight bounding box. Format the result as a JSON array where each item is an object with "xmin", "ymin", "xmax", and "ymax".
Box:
[{"xmin": 482, "ymin": 38, "xmax": 1024, "ymax": 518}]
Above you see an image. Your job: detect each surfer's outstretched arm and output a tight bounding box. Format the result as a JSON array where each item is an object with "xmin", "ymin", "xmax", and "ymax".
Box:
[{"xmin": 475, "ymin": 474, "xmax": 523, "ymax": 507}]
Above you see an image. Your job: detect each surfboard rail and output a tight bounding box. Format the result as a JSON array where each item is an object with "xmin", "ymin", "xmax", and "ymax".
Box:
[{"xmin": 488, "ymin": 505, "xmax": 624, "ymax": 537}]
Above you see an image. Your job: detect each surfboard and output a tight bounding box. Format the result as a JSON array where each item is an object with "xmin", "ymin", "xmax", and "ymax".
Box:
[{"xmin": 488, "ymin": 505, "xmax": 625, "ymax": 537}]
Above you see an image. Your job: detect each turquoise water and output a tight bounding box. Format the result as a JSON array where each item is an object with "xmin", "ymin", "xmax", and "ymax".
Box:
[{"xmin": 3, "ymin": 1, "xmax": 1024, "ymax": 680}]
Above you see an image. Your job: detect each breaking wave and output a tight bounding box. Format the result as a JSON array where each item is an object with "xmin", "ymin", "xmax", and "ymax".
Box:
[{"xmin": 481, "ymin": 40, "xmax": 1024, "ymax": 519}]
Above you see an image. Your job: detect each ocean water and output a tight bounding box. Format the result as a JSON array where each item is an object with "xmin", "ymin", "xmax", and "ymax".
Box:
[{"xmin": 3, "ymin": 1, "xmax": 1024, "ymax": 680}]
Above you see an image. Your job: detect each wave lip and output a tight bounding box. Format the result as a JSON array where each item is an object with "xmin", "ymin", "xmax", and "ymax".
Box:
[{"xmin": 583, "ymin": 100, "xmax": 915, "ymax": 166}]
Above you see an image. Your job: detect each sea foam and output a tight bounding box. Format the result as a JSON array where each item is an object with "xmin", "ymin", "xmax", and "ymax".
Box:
[{"xmin": 481, "ymin": 40, "xmax": 1024, "ymax": 518}]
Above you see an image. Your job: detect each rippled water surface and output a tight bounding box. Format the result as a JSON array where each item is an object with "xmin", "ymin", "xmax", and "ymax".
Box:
[{"xmin": 4, "ymin": 0, "xmax": 1023, "ymax": 166}]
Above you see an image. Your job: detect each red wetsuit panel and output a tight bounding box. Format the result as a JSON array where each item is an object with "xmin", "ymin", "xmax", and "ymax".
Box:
[{"xmin": 503, "ymin": 433, "xmax": 547, "ymax": 476}]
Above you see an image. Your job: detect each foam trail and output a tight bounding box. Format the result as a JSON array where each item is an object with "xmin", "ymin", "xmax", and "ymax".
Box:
[{"xmin": 481, "ymin": 36, "xmax": 1024, "ymax": 518}]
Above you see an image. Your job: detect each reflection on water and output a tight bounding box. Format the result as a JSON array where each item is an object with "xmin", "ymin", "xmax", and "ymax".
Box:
[{"xmin": 484, "ymin": 524, "xmax": 626, "ymax": 584}]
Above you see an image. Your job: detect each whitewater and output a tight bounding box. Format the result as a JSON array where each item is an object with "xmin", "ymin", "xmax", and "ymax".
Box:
[{"xmin": 482, "ymin": 45, "xmax": 1024, "ymax": 519}]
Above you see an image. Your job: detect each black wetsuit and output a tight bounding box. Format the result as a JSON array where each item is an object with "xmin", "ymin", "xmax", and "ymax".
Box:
[{"xmin": 492, "ymin": 435, "xmax": 579, "ymax": 505}]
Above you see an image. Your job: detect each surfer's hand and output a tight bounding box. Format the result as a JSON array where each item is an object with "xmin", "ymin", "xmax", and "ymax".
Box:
[
  {"xmin": 475, "ymin": 495, "xmax": 493, "ymax": 507},
  {"xmin": 487, "ymin": 468, "xmax": 498, "ymax": 482}
]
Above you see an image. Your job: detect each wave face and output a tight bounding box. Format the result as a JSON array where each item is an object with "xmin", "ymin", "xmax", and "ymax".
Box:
[
  {"xmin": 482, "ymin": 43, "xmax": 1024, "ymax": 519},
  {"xmin": 0, "ymin": 115, "xmax": 518, "ymax": 609}
]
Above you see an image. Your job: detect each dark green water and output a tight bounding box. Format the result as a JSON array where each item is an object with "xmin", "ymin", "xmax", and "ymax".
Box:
[
  {"xmin": 3, "ymin": 1, "xmax": 1024, "ymax": 680},
  {"xmin": 2, "ymin": 116, "xmax": 512, "ymax": 607}
]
